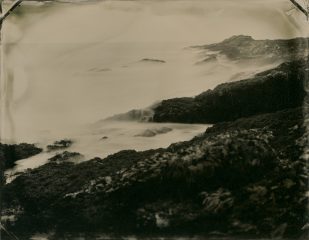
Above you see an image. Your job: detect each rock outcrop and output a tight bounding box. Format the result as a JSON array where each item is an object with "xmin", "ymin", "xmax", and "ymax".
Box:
[
  {"xmin": 140, "ymin": 58, "xmax": 166, "ymax": 64},
  {"xmin": 153, "ymin": 58, "xmax": 306, "ymax": 123},
  {"xmin": 48, "ymin": 151, "xmax": 84, "ymax": 164},
  {"xmin": 0, "ymin": 143, "xmax": 42, "ymax": 170},
  {"xmin": 47, "ymin": 139, "xmax": 73, "ymax": 151},
  {"xmin": 194, "ymin": 35, "xmax": 309, "ymax": 62}
]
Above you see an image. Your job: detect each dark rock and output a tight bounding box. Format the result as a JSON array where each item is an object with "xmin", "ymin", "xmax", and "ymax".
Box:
[
  {"xmin": 271, "ymin": 223, "xmax": 288, "ymax": 239},
  {"xmin": 153, "ymin": 58, "xmax": 306, "ymax": 123},
  {"xmin": 0, "ymin": 143, "xmax": 42, "ymax": 170},
  {"xmin": 140, "ymin": 58, "xmax": 166, "ymax": 63},
  {"xmin": 200, "ymin": 188, "xmax": 234, "ymax": 214},
  {"xmin": 48, "ymin": 151, "xmax": 84, "ymax": 163},
  {"xmin": 47, "ymin": 139, "xmax": 73, "ymax": 151}
]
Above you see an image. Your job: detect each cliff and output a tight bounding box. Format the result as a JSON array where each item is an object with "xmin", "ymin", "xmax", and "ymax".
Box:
[{"xmin": 153, "ymin": 58, "xmax": 306, "ymax": 123}]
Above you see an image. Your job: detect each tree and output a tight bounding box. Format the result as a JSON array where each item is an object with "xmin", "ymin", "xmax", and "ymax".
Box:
[
  {"xmin": 290, "ymin": 0, "xmax": 309, "ymax": 20},
  {"xmin": 0, "ymin": 1, "xmax": 23, "ymax": 24}
]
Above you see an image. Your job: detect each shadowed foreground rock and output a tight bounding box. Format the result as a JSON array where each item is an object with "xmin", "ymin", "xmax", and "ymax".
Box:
[
  {"xmin": 2, "ymin": 107, "xmax": 307, "ymax": 239},
  {"xmin": 0, "ymin": 143, "xmax": 42, "ymax": 170}
]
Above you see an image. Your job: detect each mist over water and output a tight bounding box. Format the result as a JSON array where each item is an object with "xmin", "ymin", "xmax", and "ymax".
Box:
[{"xmin": 1, "ymin": 0, "xmax": 307, "ymax": 171}]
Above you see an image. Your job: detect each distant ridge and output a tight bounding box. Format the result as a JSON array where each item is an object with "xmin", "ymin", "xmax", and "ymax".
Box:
[{"xmin": 193, "ymin": 35, "xmax": 309, "ymax": 62}]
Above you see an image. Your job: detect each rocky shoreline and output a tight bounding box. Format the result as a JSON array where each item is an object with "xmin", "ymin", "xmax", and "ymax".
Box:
[
  {"xmin": 0, "ymin": 143, "xmax": 42, "ymax": 171},
  {"xmin": 1, "ymin": 40, "xmax": 309, "ymax": 239},
  {"xmin": 152, "ymin": 58, "xmax": 306, "ymax": 124},
  {"xmin": 1, "ymin": 106, "xmax": 307, "ymax": 239}
]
